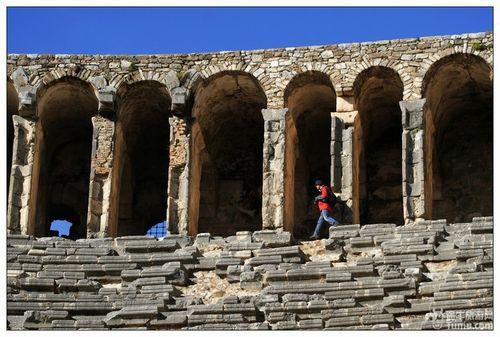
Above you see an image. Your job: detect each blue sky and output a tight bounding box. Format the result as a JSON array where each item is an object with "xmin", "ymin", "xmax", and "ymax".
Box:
[
  {"xmin": 50, "ymin": 220, "xmax": 72, "ymax": 236},
  {"xmin": 7, "ymin": 7, "xmax": 493, "ymax": 54}
]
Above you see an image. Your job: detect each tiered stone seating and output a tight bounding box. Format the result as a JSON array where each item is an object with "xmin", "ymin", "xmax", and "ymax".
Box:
[{"xmin": 7, "ymin": 217, "xmax": 493, "ymax": 330}]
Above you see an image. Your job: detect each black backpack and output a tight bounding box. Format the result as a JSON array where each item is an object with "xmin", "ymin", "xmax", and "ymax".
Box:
[
  {"xmin": 326, "ymin": 186, "xmax": 347, "ymax": 223},
  {"xmin": 325, "ymin": 185, "xmax": 338, "ymax": 207}
]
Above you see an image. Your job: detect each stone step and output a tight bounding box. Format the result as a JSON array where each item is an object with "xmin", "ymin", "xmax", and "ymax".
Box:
[{"xmin": 252, "ymin": 231, "xmax": 292, "ymax": 248}]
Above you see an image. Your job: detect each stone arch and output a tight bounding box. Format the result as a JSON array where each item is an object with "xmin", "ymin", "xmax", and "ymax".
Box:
[
  {"xmin": 109, "ymin": 80, "xmax": 172, "ymax": 236},
  {"xmin": 200, "ymin": 63, "xmax": 274, "ymax": 105},
  {"xmin": 7, "ymin": 80, "xmax": 19, "ymax": 192},
  {"xmin": 176, "ymin": 69, "xmax": 206, "ymax": 117},
  {"xmin": 180, "ymin": 69, "xmax": 204, "ymax": 95},
  {"xmin": 343, "ymin": 59, "xmax": 412, "ymax": 99},
  {"xmin": 279, "ymin": 63, "xmax": 340, "ymax": 100},
  {"xmin": 29, "ymin": 76, "xmax": 98, "ymax": 238},
  {"xmin": 352, "ymin": 66, "xmax": 404, "ymax": 225},
  {"xmin": 188, "ymin": 70, "xmax": 267, "ymax": 236},
  {"xmin": 422, "ymin": 53, "xmax": 492, "ymax": 222},
  {"xmin": 418, "ymin": 47, "xmax": 492, "ymax": 94},
  {"xmin": 110, "ymin": 68, "xmax": 179, "ymax": 98},
  {"xmin": 30, "ymin": 67, "xmax": 100, "ymax": 97},
  {"xmin": 283, "ymin": 70, "xmax": 336, "ymax": 237}
]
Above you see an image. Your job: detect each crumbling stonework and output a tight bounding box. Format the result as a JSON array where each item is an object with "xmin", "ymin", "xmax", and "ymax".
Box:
[
  {"xmin": 261, "ymin": 108, "xmax": 287, "ymax": 231},
  {"xmin": 86, "ymin": 116, "xmax": 115, "ymax": 238},
  {"xmin": 6, "ymin": 31, "xmax": 493, "ymax": 238},
  {"xmin": 167, "ymin": 117, "xmax": 190, "ymax": 235},
  {"xmin": 7, "ymin": 116, "xmax": 36, "ymax": 235},
  {"xmin": 6, "ymin": 217, "xmax": 493, "ymax": 330},
  {"xmin": 400, "ymin": 99, "xmax": 426, "ymax": 222}
]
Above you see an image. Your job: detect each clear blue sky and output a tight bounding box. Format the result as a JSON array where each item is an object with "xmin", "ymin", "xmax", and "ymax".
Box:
[
  {"xmin": 50, "ymin": 220, "xmax": 72, "ymax": 236},
  {"xmin": 7, "ymin": 7, "xmax": 493, "ymax": 54}
]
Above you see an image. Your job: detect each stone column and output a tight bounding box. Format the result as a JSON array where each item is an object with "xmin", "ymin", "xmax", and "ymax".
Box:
[
  {"xmin": 331, "ymin": 109, "xmax": 357, "ymax": 224},
  {"xmin": 86, "ymin": 115, "xmax": 115, "ymax": 238},
  {"xmin": 261, "ymin": 108, "xmax": 287, "ymax": 231},
  {"xmin": 7, "ymin": 115, "xmax": 36, "ymax": 234},
  {"xmin": 400, "ymin": 98, "xmax": 427, "ymax": 223},
  {"xmin": 330, "ymin": 115, "xmax": 344, "ymax": 192},
  {"xmin": 167, "ymin": 116, "xmax": 191, "ymax": 234},
  {"xmin": 340, "ymin": 126, "xmax": 355, "ymax": 223}
]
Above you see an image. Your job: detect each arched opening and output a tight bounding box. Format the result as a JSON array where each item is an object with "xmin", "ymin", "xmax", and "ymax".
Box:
[
  {"xmin": 353, "ymin": 66, "xmax": 404, "ymax": 225},
  {"xmin": 189, "ymin": 71, "xmax": 266, "ymax": 236},
  {"xmin": 7, "ymin": 81, "xmax": 19, "ymax": 192},
  {"xmin": 110, "ymin": 81, "xmax": 171, "ymax": 236},
  {"xmin": 284, "ymin": 71, "xmax": 336, "ymax": 238},
  {"xmin": 423, "ymin": 54, "xmax": 492, "ymax": 222},
  {"xmin": 30, "ymin": 77, "xmax": 97, "ymax": 238}
]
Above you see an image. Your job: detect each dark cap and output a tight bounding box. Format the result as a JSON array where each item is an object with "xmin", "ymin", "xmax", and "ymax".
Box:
[{"xmin": 314, "ymin": 179, "xmax": 323, "ymax": 185}]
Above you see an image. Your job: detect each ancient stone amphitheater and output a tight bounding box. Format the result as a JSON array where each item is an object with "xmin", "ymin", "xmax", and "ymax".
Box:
[{"xmin": 6, "ymin": 32, "xmax": 493, "ymax": 330}]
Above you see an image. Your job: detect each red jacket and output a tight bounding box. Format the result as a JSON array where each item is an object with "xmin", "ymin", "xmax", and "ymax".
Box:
[{"xmin": 317, "ymin": 185, "xmax": 333, "ymax": 212}]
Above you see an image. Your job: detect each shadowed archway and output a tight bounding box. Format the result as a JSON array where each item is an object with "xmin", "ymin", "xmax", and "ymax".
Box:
[
  {"xmin": 30, "ymin": 77, "xmax": 97, "ymax": 238},
  {"xmin": 423, "ymin": 53, "xmax": 493, "ymax": 222},
  {"xmin": 353, "ymin": 66, "xmax": 404, "ymax": 225},
  {"xmin": 110, "ymin": 81, "xmax": 171, "ymax": 236},
  {"xmin": 189, "ymin": 71, "xmax": 266, "ymax": 236},
  {"xmin": 284, "ymin": 71, "xmax": 336, "ymax": 238}
]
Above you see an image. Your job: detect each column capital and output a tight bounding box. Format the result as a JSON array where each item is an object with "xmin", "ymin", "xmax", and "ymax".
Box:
[
  {"xmin": 262, "ymin": 108, "xmax": 288, "ymax": 121},
  {"xmin": 11, "ymin": 67, "xmax": 36, "ymax": 117},
  {"xmin": 336, "ymin": 95, "xmax": 355, "ymax": 112},
  {"xmin": 170, "ymin": 86, "xmax": 189, "ymax": 116},
  {"xmin": 400, "ymin": 98, "xmax": 426, "ymax": 129},
  {"xmin": 17, "ymin": 88, "xmax": 37, "ymax": 118},
  {"xmin": 331, "ymin": 111, "xmax": 358, "ymax": 126},
  {"xmin": 97, "ymin": 86, "xmax": 117, "ymax": 118}
]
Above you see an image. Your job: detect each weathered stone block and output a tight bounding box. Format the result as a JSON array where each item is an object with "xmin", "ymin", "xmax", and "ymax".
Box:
[
  {"xmin": 252, "ymin": 230, "xmax": 291, "ymax": 247},
  {"xmin": 247, "ymin": 255, "xmax": 282, "ymax": 266},
  {"xmin": 18, "ymin": 278, "xmax": 55, "ymax": 291},
  {"xmin": 325, "ymin": 288, "xmax": 384, "ymax": 300}
]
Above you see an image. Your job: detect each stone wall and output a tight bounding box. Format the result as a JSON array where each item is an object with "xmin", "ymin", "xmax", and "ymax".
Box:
[
  {"xmin": 7, "ymin": 32, "xmax": 493, "ymax": 108},
  {"xmin": 7, "ymin": 217, "xmax": 493, "ymax": 330},
  {"xmin": 6, "ymin": 32, "xmax": 493, "ymax": 237}
]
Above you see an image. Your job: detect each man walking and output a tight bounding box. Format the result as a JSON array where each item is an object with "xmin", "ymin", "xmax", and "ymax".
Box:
[{"xmin": 310, "ymin": 179, "xmax": 341, "ymax": 239}]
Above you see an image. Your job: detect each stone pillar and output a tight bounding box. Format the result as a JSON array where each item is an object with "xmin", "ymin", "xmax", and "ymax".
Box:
[
  {"xmin": 261, "ymin": 108, "xmax": 287, "ymax": 231},
  {"xmin": 86, "ymin": 115, "xmax": 115, "ymax": 238},
  {"xmin": 331, "ymin": 111, "xmax": 357, "ymax": 224},
  {"xmin": 330, "ymin": 116, "xmax": 344, "ymax": 192},
  {"xmin": 167, "ymin": 116, "xmax": 191, "ymax": 234},
  {"xmin": 340, "ymin": 126, "xmax": 355, "ymax": 223},
  {"xmin": 400, "ymin": 98, "xmax": 427, "ymax": 223},
  {"xmin": 7, "ymin": 115, "xmax": 36, "ymax": 234}
]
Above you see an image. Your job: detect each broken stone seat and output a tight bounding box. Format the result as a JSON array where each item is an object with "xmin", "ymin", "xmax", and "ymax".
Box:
[
  {"xmin": 185, "ymin": 301, "xmax": 259, "ymax": 327},
  {"xmin": 248, "ymin": 246, "xmax": 305, "ymax": 265},
  {"xmin": 120, "ymin": 261, "xmax": 187, "ymax": 286},
  {"xmin": 262, "ymin": 264, "xmax": 375, "ymax": 286},
  {"xmin": 194, "ymin": 230, "xmax": 291, "ymax": 249},
  {"xmin": 213, "ymin": 245, "xmax": 305, "ymax": 277},
  {"xmin": 118, "ymin": 240, "xmax": 180, "ymax": 253},
  {"xmin": 418, "ymin": 271, "xmax": 493, "ymax": 295},
  {"xmin": 263, "ymin": 276, "xmax": 416, "ymax": 295},
  {"xmin": 329, "ymin": 221, "xmax": 446, "ymax": 244},
  {"xmin": 184, "ymin": 322, "xmax": 270, "ymax": 330}
]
